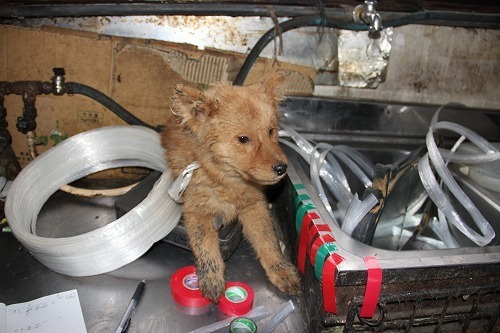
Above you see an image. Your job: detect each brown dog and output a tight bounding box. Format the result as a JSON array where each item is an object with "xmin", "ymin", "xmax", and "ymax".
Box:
[{"xmin": 161, "ymin": 72, "xmax": 301, "ymax": 302}]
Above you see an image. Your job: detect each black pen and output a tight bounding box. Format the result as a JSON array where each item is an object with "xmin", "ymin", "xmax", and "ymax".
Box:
[{"xmin": 115, "ymin": 279, "xmax": 146, "ymax": 333}]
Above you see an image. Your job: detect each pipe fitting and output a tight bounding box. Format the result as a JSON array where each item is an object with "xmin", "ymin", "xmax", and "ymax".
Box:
[
  {"xmin": 51, "ymin": 67, "xmax": 66, "ymax": 95},
  {"xmin": 16, "ymin": 91, "xmax": 38, "ymax": 134},
  {"xmin": 353, "ymin": 1, "xmax": 383, "ymax": 39}
]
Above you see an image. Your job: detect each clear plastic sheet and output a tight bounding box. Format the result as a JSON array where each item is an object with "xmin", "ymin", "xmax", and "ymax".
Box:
[{"xmin": 5, "ymin": 126, "xmax": 181, "ymax": 276}]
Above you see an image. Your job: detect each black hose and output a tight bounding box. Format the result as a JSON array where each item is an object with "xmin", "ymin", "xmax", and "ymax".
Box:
[
  {"xmin": 65, "ymin": 82, "xmax": 161, "ymax": 132},
  {"xmin": 233, "ymin": 12, "xmax": 500, "ymax": 86},
  {"xmin": 234, "ymin": 16, "xmax": 365, "ymax": 86}
]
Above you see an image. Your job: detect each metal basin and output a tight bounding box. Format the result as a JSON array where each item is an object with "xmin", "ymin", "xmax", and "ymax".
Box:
[{"xmin": 275, "ymin": 96, "xmax": 500, "ymax": 332}]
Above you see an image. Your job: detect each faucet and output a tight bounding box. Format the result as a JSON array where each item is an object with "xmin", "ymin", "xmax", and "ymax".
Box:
[{"xmin": 353, "ymin": 0, "xmax": 383, "ymax": 39}]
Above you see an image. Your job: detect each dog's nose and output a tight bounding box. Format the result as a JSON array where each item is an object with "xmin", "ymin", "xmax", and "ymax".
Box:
[{"xmin": 272, "ymin": 162, "xmax": 287, "ymax": 176}]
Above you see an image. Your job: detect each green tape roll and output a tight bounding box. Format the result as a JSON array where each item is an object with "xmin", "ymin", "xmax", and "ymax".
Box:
[
  {"xmin": 314, "ymin": 242, "xmax": 337, "ymax": 281},
  {"xmin": 230, "ymin": 317, "xmax": 257, "ymax": 333},
  {"xmin": 295, "ymin": 201, "xmax": 315, "ymax": 234},
  {"xmin": 292, "ymin": 183, "xmax": 306, "ymax": 203},
  {"xmin": 294, "ymin": 193, "xmax": 311, "ymax": 211}
]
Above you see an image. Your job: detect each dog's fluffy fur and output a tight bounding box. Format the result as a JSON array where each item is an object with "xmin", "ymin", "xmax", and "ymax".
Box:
[{"xmin": 161, "ymin": 72, "xmax": 301, "ymax": 302}]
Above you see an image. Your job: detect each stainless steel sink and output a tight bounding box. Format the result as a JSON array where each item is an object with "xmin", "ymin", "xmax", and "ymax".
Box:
[{"xmin": 275, "ymin": 97, "xmax": 500, "ymax": 332}]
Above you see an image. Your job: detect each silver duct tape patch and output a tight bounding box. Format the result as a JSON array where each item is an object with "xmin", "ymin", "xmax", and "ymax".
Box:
[{"xmin": 338, "ymin": 28, "xmax": 393, "ymax": 88}]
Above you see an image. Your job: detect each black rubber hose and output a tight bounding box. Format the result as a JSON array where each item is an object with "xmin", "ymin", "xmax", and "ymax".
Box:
[
  {"xmin": 65, "ymin": 82, "xmax": 161, "ymax": 132},
  {"xmin": 233, "ymin": 12, "xmax": 500, "ymax": 86},
  {"xmin": 233, "ymin": 15, "xmax": 365, "ymax": 86}
]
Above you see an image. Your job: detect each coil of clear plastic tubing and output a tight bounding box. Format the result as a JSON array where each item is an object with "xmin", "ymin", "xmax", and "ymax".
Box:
[{"xmin": 5, "ymin": 125, "xmax": 181, "ymax": 276}]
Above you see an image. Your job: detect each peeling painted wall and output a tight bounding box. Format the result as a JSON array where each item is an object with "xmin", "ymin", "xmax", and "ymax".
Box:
[
  {"xmin": 316, "ymin": 25, "xmax": 500, "ymax": 110},
  {"xmin": 7, "ymin": 15, "xmax": 500, "ymax": 110},
  {"xmin": 0, "ymin": 25, "xmax": 314, "ymax": 167}
]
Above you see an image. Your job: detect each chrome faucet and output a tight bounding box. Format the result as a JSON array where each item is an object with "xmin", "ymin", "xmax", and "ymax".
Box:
[{"xmin": 353, "ymin": 0, "xmax": 383, "ymax": 39}]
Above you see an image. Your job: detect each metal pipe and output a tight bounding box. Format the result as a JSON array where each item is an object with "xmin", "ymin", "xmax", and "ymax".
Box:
[
  {"xmin": 1, "ymin": 4, "xmax": 499, "ymax": 29},
  {"xmin": 0, "ymin": 95, "xmax": 22, "ymax": 180},
  {"xmin": 0, "ymin": 4, "xmax": 353, "ymax": 19},
  {"xmin": 0, "ymin": 70, "xmax": 160, "ymax": 132},
  {"xmin": 233, "ymin": 11, "xmax": 500, "ymax": 86},
  {"xmin": 17, "ymin": 90, "xmax": 38, "ymax": 134}
]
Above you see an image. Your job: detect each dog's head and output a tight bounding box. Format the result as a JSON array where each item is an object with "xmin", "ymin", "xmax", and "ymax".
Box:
[{"xmin": 171, "ymin": 72, "xmax": 288, "ymax": 185}]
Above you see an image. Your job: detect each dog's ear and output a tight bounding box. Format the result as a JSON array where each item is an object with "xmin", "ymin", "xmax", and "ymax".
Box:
[
  {"xmin": 261, "ymin": 71, "xmax": 288, "ymax": 104},
  {"xmin": 171, "ymin": 84, "xmax": 218, "ymax": 127}
]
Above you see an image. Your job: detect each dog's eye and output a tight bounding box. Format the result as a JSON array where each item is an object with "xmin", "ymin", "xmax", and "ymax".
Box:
[
  {"xmin": 268, "ymin": 128, "xmax": 276, "ymax": 137},
  {"xmin": 238, "ymin": 136, "xmax": 250, "ymax": 144}
]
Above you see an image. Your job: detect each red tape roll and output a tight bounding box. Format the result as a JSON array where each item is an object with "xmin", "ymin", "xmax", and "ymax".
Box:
[
  {"xmin": 170, "ymin": 266, "xmax": 211, "ymax": 308},
  {"xmin": 297, "ymin": 212, "xmax": 320, "ymax": 273},
  {"xmin": 310, "ymin": 233, "xmax": 335, "ymax": 265},
  {"xmin": 218, "ymin": 281, "xmax": 254, "ymax": 316}
]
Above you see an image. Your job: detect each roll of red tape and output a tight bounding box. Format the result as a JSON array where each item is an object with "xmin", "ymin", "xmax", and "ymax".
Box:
[
  {"xmin": 218, "ymin": 281, "xmax": 254, "ymax": 316},
  {"xmin": 170, "ymin": 266, "xmax": 211, "ymax": 308}
]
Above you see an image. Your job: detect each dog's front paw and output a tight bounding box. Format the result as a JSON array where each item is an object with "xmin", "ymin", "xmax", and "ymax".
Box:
[
  {"xmin": 268, "ymin": 261, "xmax": 302, "ymax": 296},
  {"xmin": 197, "ymin": 265, "xmax": 226, "ymax": 303}
]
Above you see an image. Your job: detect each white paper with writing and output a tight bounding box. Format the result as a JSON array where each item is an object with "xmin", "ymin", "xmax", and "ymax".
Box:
[{"xmin": 1, "ymin": 289, "xmax": 87, "ymax": 333}]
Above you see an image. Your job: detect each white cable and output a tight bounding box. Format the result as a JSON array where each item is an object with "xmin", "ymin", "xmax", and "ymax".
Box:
[{"xmin": 5, "ymin": 126, "xmax": 181, "ymax": 276}]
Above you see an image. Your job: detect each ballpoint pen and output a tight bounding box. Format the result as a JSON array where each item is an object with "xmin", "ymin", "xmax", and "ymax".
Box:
[{"xmin": 115, "ymin": 279, "xmax": 146, "ymax": 333}]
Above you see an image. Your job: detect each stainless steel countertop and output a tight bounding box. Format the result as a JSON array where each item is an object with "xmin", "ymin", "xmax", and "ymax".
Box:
[{"xmin": 0, "ymin": 190, "xmax": 305, "ymax": 333}]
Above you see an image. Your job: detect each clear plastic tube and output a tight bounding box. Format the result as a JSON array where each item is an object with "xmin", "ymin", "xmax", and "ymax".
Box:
[
  {"xmin": 280, "ymin": 126, "xmax": 349, "ymax": 224},
  {"xmin": 279, "ymin": 138, "xmax": 310, "ymax": 162},
  {"xmin": 429, "ymin": 218, "xmax": 460, "ymax": 249},
  {"xmin": 432, "ymin": 122, "xmax": 498, "ymax": 153},
  {"xmin": 418, "ymin": 121, "xmax": 497, "ymax": 246},
  {"xmin": 279, "ymin": 123, "xmax": 315, "ymax": 159},
  {"xmin": 310, "ymin": 144, "xmax": 353, "ymax": 217},
  {"xmin": 316, "ymin": 143, "xmax": 373, "ymax": 188},
  {"xmin": 313, "ymin": 143, "xmax": 350, "ymax": 190},
  {"xmin": 334, "ymin": 145, "xmax": 375, "ymax": 178},
  {"xmin": 342, "ymin": 193, "xmax": 379, "ymax": 236},
  {"xmin": 280, "ymin": 125, "xmax": 375, "ymax": 226},
  {"xmin": 391, "ymin": 226, "xmax": 447, "ymax": 249},
  {"xmin": 187, "ymin": 305, "xmax": 271, "ymax": 333},
  {"xmin": 5, "ymin": 126, "xmax": 181, "ymax": 276},
  {"xmin": 467, "ymin": 166, "xmax": 500, "ymax": 193},
  {"xmin": 309, "ymin": 148, "xmax": 336, "ymax": 216},
  {"xmin": 430, "ymin": 102, "xmax": 468, "ymax": 126},
  {"xmin": 331, "ymin": 149, "xmax": 372, "ymax": 187},
  {"xmin": 260, "ymin": 300, "xmax": 296, "ymax": 333},
  {"xmin": 439, "ymin": 150, "xmax": 500, "ymax": 164}
]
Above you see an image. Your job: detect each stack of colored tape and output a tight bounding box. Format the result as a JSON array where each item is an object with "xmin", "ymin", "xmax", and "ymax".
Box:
[{"xmin": 171, "ymin": 266, "xmax": 255, "ymax": 317}]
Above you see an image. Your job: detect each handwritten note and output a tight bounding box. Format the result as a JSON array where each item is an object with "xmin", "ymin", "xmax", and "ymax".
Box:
[{"xmin": 1, "ymin": 290, "xmax": 87, "ymax": 333}]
